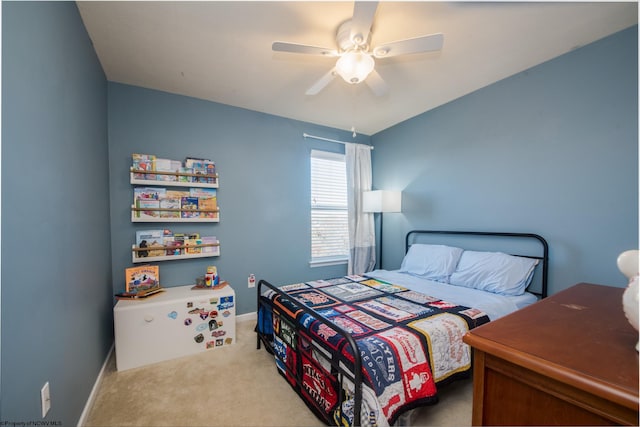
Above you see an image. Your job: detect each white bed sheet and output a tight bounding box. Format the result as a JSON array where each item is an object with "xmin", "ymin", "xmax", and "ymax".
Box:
[{"xmin": 366, "ymin": 269, "xmax": 538, "ymax": 320}]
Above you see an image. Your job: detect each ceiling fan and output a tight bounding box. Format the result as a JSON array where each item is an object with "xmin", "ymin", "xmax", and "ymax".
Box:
[{"xmin": 272, "ymin": 1, "xmax": 444, "ymax": 96}]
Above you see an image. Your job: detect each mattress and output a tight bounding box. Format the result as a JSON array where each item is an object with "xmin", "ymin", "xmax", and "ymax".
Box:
[{"xmin": 366, "ymin": 269, "xmax": 539, "ymax": 320}]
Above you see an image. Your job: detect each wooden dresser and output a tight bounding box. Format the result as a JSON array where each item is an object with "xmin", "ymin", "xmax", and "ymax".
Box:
[{"xmin": 463, "ymin": 283, "xmax": 639, "ymax": 426}]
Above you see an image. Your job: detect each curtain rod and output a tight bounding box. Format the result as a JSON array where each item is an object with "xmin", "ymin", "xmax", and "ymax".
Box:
[{"xmin": 303, "ymin": 133, "xmax": 374, "ymax": 150}]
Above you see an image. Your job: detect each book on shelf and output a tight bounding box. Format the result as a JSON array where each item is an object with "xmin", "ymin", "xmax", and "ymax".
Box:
[
  {"xmin": 135, "ymin": 230, "xmax": 165, "ymax": 258},
  {"xmin": 185, "ymin": 238, "xmax": 202, "ymax": 254},
  {"xmin": 198, "ymin": 197, "xmax": 218, "ymax": 218},
  {"xmin": 166, "ymin": 189, "xmax": 189, "ymax": 198},
  {"xmin": 134, "ymin": 187, "xmax": 165, "ymax": 200},
  {"xmin": 179, "ymin": 167, "xmax": 194, "ymax": 183},
  {"xmin": 159, "ymin": 197, "xmax": 181, "ymax": 218},
  {"xmin": 154, "ymin": 158, "xmax": 181, "ymax": 182},
  {"xmin": 201, "ymin": 236, "xmax": 219, "ymax": 254},
  {"xmin": 180, "ymin": 196, "xmax": 199, "ymax": 218},
  {"xmin": 163, "ymin": 237, "xmax": 182, "ymax": 256},
  {"xmin": 185, "ymin": 157, "xmax": 214, "ymax": 168},
  {"xmin": 189, "ymin": 188, "xmax": 217, "ymax": 218},
  {"xmin": 132, "ymin": 153, "xmax": 156, "ymax": 180},
  {"xmin": 125, "ymin": 265, "xmax": 160, "ymax": 294},
  {"xmin": 205, "ymin": 162, "xmax": 216, "ymax": 179},
  {"xmin": 161, "ymin": 229, "xmax": 182, "ymax": 256},
  {"xmin": 173, "ymin": 233, "xmax": 186, "ymax": 246},
  {"xmin": 189, "ymin": 188, "xmax": 217, "ymax": 198},
  {"xmin": 185, "ymin": 157, "xmax": 216, "ymax": 183},
  {"xmin": 136, "ymin": 198, "xmax": 160, "ymax": 219},
  {"xmin": 134, "ymin": 187, "xmax": 166, "ymax": 219}
]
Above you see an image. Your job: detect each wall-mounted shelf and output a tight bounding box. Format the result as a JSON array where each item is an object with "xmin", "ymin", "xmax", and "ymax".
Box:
[
  {"xmin": 130, "ymin": 168, "xmax": 219, "ymax": 188},
  {"xmin": 129, "ymin": 155, "xmax": 221, "ymax": 265},
  {"xmin": 131, "ymin": 206, "xmax": 220, "ymax": 222},
  {"xmin": 132, "ymin": 243, "xmax": 220, "ymax": 263}
]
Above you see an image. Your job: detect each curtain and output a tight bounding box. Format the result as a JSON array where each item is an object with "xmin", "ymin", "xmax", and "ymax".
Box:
[{"xmin": 345, "ymin": 143, "xmax": 375, "ymax": 275}]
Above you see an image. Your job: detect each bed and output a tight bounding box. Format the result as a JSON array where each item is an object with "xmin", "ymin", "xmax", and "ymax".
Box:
[{"xmin": 256, "ymin": 230, "xmax": 548, "ymax": 427}]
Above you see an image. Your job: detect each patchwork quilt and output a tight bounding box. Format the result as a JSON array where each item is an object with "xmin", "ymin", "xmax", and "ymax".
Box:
[{"xmin": 262, "ymin": 275, "xmax": 490, "ymax": 427}]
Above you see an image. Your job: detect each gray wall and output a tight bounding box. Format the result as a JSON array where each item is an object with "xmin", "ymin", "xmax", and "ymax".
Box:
[
  {"xmin": 371, "ymin": 26, "xmax": 639, "ymax": 293},
  {"xmin": 107, "ymin": 83, "xmax": 368, "ymax": 315},
  {"xmin": 2, "ymin": 2, "xmax": 111, "ymax": 424}
]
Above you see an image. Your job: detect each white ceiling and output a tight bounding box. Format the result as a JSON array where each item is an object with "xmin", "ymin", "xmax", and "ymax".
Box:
[{"xmin": 77, "ymin": 1, "xmax": 637, "ymax": 136}]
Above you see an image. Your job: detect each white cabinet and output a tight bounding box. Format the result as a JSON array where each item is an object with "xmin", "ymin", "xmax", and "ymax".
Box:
[{"xmin": 114, "ymin": 284, "xmax": 236, "ymax": 371}]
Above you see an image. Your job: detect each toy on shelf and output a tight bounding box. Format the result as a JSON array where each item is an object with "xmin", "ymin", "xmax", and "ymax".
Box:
[{"xmin": 192, "ymin": 266, "xmax": 227, "ymax": 290}]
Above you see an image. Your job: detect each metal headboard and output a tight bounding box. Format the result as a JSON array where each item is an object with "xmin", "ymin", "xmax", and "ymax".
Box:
[{"xmin": 405, "ymin": 230, "xmax": 549, "ymax": 298}]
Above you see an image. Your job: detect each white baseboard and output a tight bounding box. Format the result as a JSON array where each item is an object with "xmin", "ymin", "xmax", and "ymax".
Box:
[
  {"xmin": 77, "ymin": 343, "xmax": 114, "ymax": 427},
  {"xmin": 237, "ymin": 311, "xmax": 257, "ymax": 323}
]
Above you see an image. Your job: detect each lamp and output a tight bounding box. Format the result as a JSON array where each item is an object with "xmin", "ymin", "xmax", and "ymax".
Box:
[
  {"xmin": 335, "ymin": 51, "xmax": 375, "ymax": 84},
  {"xmin": 363, "ymin": 190, "xmax": 402, "ymax": 269}
]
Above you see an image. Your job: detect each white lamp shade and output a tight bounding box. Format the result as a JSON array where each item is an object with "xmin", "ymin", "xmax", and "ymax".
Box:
[
  {"xmin": 335, "ymin": 51, "xmax": 375, "ymax": 84},
  {"xmin": 363, "ymin": 190, "xmax": 402, "ymax": 213}
]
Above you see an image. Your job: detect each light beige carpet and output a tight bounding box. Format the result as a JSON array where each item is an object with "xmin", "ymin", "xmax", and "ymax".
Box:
[{"xmin": 84, "ymin": 320, "xmax": 472, "ymax": 426}]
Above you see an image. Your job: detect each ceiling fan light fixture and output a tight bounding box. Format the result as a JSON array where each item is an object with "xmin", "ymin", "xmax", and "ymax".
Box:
[{"xmin": 335, "ymin": 51, "xmax": 375, "ymax": 84}]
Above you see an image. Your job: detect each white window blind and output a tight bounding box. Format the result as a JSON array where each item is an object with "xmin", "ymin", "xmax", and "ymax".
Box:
[{"xmin": 310, "ymin": 150, "xmax": 348, "ymax": 265}]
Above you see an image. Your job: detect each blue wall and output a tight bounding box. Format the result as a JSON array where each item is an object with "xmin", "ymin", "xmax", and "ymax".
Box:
[
  {"xmin": 2, "ymin": 1, "xmax": 111, "ymax": 425},
  {"xmin": 1, "ymin": 2, "xmax": 637, "ymax": 424},
  {"xmin": 371, "ymin": 26, "xmax": 639, "ymax": 293},
  {"xmin": 107, "ymin": 83, "xmax": 368, "ymax": 315}
]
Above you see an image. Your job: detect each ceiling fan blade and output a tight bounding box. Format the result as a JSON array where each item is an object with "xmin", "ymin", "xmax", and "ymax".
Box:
[
  {"xmin": 365, "ymin": 69, "xmax": 388, "ymax": 96},
  {"xmin": 372, "ymin": 33, "xmax": 444, "ymax": 58},
  {"xmin": 272, "ymin": 41, "xmax": 338, "ymax": 57},
  {"xmin": 350, "ymin": 1, "xmax": 378, "ymax": 47},
  {"xmin": 305, "ymin": 68, "xmax": 337, "ymax": 95}
]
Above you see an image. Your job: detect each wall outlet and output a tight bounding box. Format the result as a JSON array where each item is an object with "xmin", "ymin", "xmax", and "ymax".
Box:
[
  {"xmin": 248, "ymin": 274, "xmax": 256, "ymax": 288},
  {"xmin": 41, "ymin": 382, "xmax": 51, "ymax": 418}
]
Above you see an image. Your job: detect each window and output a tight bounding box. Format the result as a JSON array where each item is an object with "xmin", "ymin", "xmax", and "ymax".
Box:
[{"xmin": 310, "ymin": 150, "xmax": 349, "ymax": 266}]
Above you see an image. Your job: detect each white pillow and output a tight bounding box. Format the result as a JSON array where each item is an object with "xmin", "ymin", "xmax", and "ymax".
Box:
[
  {"xmin": 449, "ymin": 251, "xmax": 539, "ymax": 296},
  {"xmin": 399, "ymin": 244, "xmax": 464, "ymax": 282}
]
